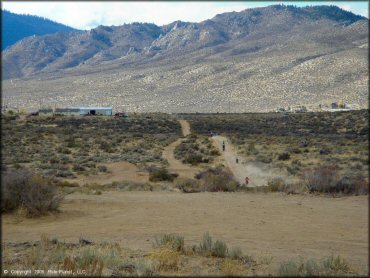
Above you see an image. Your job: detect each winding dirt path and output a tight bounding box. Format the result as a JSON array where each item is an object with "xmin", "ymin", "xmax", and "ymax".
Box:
[
  {"xmin": 212, "ymin": 136, "xmax": 281, "ymax": 186},
  {"xmin": 162, "ymin": 120, "xmax": 201, "ymax": 178}
]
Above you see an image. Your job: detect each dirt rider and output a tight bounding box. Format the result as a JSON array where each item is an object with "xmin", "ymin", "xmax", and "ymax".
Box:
[
  {"xmin": 245, "ymin": 176, "xmax": 250, "ymax": 185},
  {"xmin": 222, "ymin": 141, "xmax": 225, "ymax": 151}
]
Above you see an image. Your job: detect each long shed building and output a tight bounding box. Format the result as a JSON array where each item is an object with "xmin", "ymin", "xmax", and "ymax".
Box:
[{"xmin": 54, "ymin": 107, "xmax": 112, "ymax": 116}]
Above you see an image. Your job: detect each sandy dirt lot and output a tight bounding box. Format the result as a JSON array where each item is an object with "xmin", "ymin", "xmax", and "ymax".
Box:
[{"xmin": 2, "ymin": 191, "xmax": 368, "ymax": 272}]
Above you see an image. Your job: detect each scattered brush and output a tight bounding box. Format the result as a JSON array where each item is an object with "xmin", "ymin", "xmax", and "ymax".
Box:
[
  {"xmin": 148, "ymin": 248, "xmax": 180, "ymax": 272},
  {"xmin": 148, "ymin": 168, "xmax": 178, "ymax": 182},
  {"xmin": 278, "ymin": 254, "xmax": 354, "ymax": 276},
  {"xmin": 153, "ymin": 234, "xmax": 185, "ymax": 253}
]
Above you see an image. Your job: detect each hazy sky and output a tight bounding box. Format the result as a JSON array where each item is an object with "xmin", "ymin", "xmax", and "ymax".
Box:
[{"xmin": 3, "ymin": 1, "xmax": 368, "ymax": 30}]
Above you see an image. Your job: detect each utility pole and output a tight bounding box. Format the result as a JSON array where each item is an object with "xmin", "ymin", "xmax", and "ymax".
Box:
[{"xmin": 228, "ymin": 91, "xmax": 231, "ymax": 113}]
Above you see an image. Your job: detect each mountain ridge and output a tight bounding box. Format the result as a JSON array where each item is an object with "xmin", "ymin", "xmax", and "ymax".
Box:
[
  {"xmin": 3, "ymin": 4, "xmax": 367, "ymax": 80},
  {"xmin": 1, "ymin": 4, "xmax": 368, "ymax": 112}
]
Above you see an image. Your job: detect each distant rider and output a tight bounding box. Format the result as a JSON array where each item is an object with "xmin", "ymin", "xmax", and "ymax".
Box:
[{"xmin": 245, "ymin": 176, "xmax": 250, "ymax": 185}]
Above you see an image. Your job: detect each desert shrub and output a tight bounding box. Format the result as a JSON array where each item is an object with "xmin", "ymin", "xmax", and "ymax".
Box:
[
  {"xmin": 278, "ymin": 255, "xmax": 352, "ymax": 276},
  {"xmin": 112, "ymin": 259, "xmax": 155, "ymax": 276},
  {"xmin": 175, "ymin": 178, "xmax": 201, "ymax": 193},
  {"xmin": 278, "ymin": 152, "xmax": 290, "ymax": 161},
  {"xmin": 249, "ymin": 178, "xmax": 305, "ymax": 194},
  {"xmin": 321, "ymin": 254, "xmax": 351, "ymax": 275},
  {"xmin": 197, "ymin": 232, "xmax": 229, "ymax": 258},
  {"xmin": 220, "ymin": 258, "xmax": 243, "ymax": 276},
  {"xmin": 278, "ymin": 260, "xmax": 302, "ymax": 276},
  {"xmin": 183, "ymin": 153, "xmax": 203, "ymax": 165},
  {"xmin": 84, "ymin": 161, "xmax": 97, "ymax": 168},
  {"xmin": 334, "ymin": 173, "xmax": 368, "ymax": 195},
  {"xmin": 1, "ymin": 168, "xmax": 32, "ymax": 211},
  {"xmin": 73, "ymin": 164, "xmax": 86, "ymax": 172},
  {"xmin": 256, "ymin": 154, "xmax": 272, "ymax": 163},
  {"xmin": 303, "ymin": 166, "xmax": 367, "ymax": 195},
  {"xmin": 304, "ymin": 166, "xmax": 340, "ymax": 193},
  {"xmin": 153, "ymin": 234, "xmax": 185, "ymax": 253},
  {"xmin": 247, "ymin": 141, "xmax": 257, "ymax": 154},
  {"xmin": 283, "ymin": 182, "xmax": 307, "ymax": 194},
  {"xmin": 229, "ymin": 247, "xmax": 243, "ymax": 260},
  {"xmin": 319, "ymin": 148, "xmax": 331, "ymax": 155},
  {"xmin": 195, "ymin": 167, "xmax": 238, "ymax": 192},
  {"xmin": 148, "ymin": 248, "xmax": 180, "ymax": 272},
  {"xmin": 2, "ymin": 169, "xmax": 64, "ymax": 217},
  {"xmin": 291, "ymin": 147, "xmax": 302, "ymax": 154},
  {"xmin": 56, "ymin": 170, "xmax": 75, "ymax": 178},
  {"xmin": 149, "ymin": 168, "xmax": 178, "ymax": 182},
  {"xmin": 174, "ymin": 135, "xmax": 219, "ymax": 165},
  {"xmin": 212, "ymin": 240, "xmax": 228, "ymax": 258},
  {"xmin": 198, "ymin": 232, "xmax": 213, "ymax": 256},
  {"xmin": 98, "ymin": 165, "xmax": 108, "ymax": 172},
  {"xmin": 57, "ymin": 147, "xmax": 71, "ymax": 154},
  {"xmin": 60, "ymin": 243, "xmax": 121, "ymax": 276},
  {"xmin": 49, "ymin": 157, "xmax": 60, "ymax": 164},
  {"xmin": 267, "ymin": 177, "xmax": 286, "ymax": 192}
]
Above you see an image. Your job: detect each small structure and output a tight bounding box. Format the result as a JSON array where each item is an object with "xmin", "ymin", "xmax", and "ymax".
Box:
[
  {"xmin": 79, "ymin": 107, "xmax": 112, "ymax": 116},
  {"xmin": 331, "ymin": 101, "xmax": 346, "ymax": 109},
  {"xmin": 275, "ymin": 107, "xmax": 286, "ymax": 113},
  {"xmin": 338, "ymin": 100, "xmax": 346, "ymax": 109},
  {"xmin": 55, "ymin": 108, "xmax": 80, "ymax": 116}
]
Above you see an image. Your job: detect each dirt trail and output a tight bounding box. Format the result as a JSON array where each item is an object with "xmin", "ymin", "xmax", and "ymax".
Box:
[
  {"xmin": 179, "ymin": 119, "xmax": 191, "ymax": 136},
  {"xmin": 162, "ymin": 120, "xmax": 201, "ymax": 178},
  {"xmin": 212, "ymin": 136, "xmax": 280, "ymax": 186}
]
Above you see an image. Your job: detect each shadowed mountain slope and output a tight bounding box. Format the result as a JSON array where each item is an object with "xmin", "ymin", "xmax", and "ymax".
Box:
[{"xmin": 1, "ymin": 10, "xmax": 77, "ymax": 51}]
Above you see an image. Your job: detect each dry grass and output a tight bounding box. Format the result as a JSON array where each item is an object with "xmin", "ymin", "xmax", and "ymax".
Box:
[
  {"xmin": 2, "ymin": 234, "xmax": 362, "ymax": 276},
  {"xmin": 148, "ymin": 248, "xmax": 181, "ymax": 272},
  {"xmin": 220, "ymin": 258, "xmax": 244, "ymax": 276},
  {"xmin": 278, "ymin": 255, "xmax": 356, "ymax": 276}
]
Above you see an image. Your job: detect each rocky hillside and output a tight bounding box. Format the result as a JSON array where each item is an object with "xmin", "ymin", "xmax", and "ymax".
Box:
[
  {"xmin": 2, "ymin": 5, "xmax": 368, "ymax": 112},
  {"xmin": 1, "ymin": 10, "xmax": 76, "ymax": 51}
]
